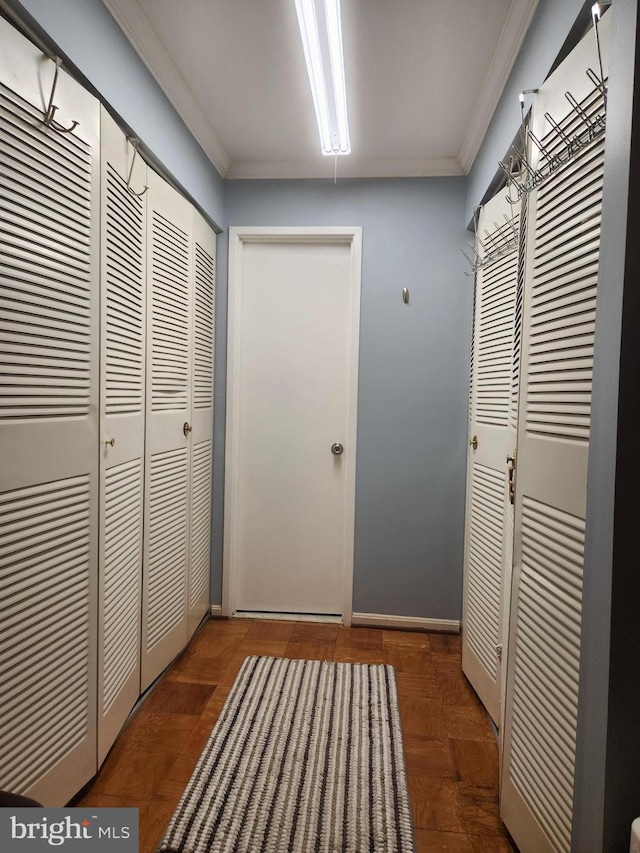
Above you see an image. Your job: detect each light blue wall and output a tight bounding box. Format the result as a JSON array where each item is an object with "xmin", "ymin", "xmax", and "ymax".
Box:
[
  {"xmin": 5, "ymin": 0, "xmax": 226, "ymax": 228},
  {"xmin": 466, "ymin": 0, "xmax": 586, "ymax": 219},
  {"xmin": 217, "ymin": 178, "xmax": 472, "ymax": 619}
]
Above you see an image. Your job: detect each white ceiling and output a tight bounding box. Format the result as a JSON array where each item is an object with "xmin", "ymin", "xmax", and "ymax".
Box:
[{"xmin": 102, "ymin": 0, "xmax": 539, "ymax": 180}]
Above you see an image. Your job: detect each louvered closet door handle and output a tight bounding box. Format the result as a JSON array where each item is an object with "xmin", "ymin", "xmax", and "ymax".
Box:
[{"xmin": 183, "ymin": 422, "xmax": 192, "ymax": 437}]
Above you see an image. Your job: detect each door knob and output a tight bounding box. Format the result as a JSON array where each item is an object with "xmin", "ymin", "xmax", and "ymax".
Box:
[
  {"xmin": 469, "ymin": 435, "xmax": 478, "ymax": 450},
  {"xmin": 331, "ymin": 442, "xmax": 344, "ymax": 456},
  {"xmin": 104, "ymin": 437, "xmax": 115, "ymax": 448},
  {"xmin": 183, "ymin": 422, "xmax": 192, "ymax": 437}
]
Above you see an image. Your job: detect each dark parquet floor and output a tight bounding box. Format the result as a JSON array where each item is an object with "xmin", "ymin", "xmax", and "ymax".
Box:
[{"xmin": 78, "ymin": 619, "xmax": 517, "ymax": 852}]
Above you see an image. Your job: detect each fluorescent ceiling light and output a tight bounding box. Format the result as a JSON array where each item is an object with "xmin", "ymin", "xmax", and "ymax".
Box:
[{"xmin": 294, "ymin": 0, "xmax": 351, "ymax": 155}]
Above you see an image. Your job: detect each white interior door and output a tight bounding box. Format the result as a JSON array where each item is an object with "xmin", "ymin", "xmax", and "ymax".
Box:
[
  {"xmin": 187, "ymin": 211, "xmax": 216, "ymax": 638},
  {"xmin": 0, "ymin": 17, "xmax": 99, "ymax": 805},
  {"xmin": 225, "ymin": 228, "xmax": 361, "ymax": 618},
  {"xmin": 501, "ymin": 13, "xmax": 609, "ymax": 853},
  {"xmin": 98, "ymin": 108, "xmax": 146, "ymax": 762},
  {"xmin": 462, "ymin": 189, "xmax": 520, "ymax": 725},
  {"xmin": 141, "ymin": 168, "xmax": 192, "ymax": 689}
]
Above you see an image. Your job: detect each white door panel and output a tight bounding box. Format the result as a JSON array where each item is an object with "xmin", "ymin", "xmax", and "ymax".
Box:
[
  {"xmin": 141, "ymin": 169, "xmax": 192, "ymax": 690},
  {"xmin": 188, "ymin": 212, "xmax": 215, "ymax": 637},
  {"xmin": 98, "ymin": 108, "xmax": 146, "ymax": 763},
  {"xmin": 225, "ymin": 229, "xmax": 361, "ymax": 618},
  {"xmin": 501, "ymin": 12, "xmax": 609, "ymax": 853},
  {"xmin": 0, "ymin": 15, "xmax": 99, "ymax": 805},
  {"xmin": 462, "ymin": 189, "xmax": 520, "ymax": 725}
]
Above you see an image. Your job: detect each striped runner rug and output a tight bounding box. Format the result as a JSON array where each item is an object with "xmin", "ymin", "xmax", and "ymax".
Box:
[{"xmin": 158, "ymin": 655, "xmax": 415, "ymax": 853}]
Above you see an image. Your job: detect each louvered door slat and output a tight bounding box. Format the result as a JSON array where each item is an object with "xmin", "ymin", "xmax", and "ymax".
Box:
[
  {"xmin": 189, "ymin": 439, "xmax": 212, "ymax": 611},
  {"xmin": 194, "ymin": 244, "xmax": 215, "ymax": 410},
  {"xmin": 147, "ymin": 452, "xmax": 188, "ymax": 644},
  {"xmin": 1, "ymin": 84, "xmax": 93, "ymax": 422},
  {"xmin": 0, "ymin": 477, "xmax": 92, "ymax": 796}
]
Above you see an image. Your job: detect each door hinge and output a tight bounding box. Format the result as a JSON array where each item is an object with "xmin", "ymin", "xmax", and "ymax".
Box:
[
  {"xmin": 496, "ymin": 644, "xmax": 503, "ymax": 660},
  {"xmin": 506, "ymin": 450, "xmax": 516, "ymax": 504}
]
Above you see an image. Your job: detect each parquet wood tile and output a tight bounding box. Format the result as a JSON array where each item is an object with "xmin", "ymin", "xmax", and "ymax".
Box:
[
  {"xmin": 185, "ymin": 629, "xmax": 245, "ymax": 660},
  {"xmin": 153, "ymin": 753, "xmax": 201, "ymax": 802},
  {"xmin": 335, "ymin": 625, "xmax": 383, "ymax": 649},
  {"xmin": 112, "ymin": 711, "xmax": 197, "ymax": 755},
  {"xmin": 395, "ymin": 670, "xmax": 440, "ymax": 700},
  {"xmin": 430, "ymin": 633, "xmax": 463, "ymax": 658},
  {"xmin": 436, "ymin": 664, "xmax": 484, "ymax": 708},
  {"xmin": 450, "ymin": 739, "xmax": 500, "ymax": 787},
  {"xmin": 408, "ymin": 777, "xmax": 465, "ymax": 831},
  {"xmin": 285, "ymin": 640, "xmax": 335, "ymax": 661},
  {"xmin": 164, "ymin": 653, "xmax": 229, "ymax": 684},
  {"xmin": 470, "ymin": 833, "xmax": 519, "ymax": 852},
  {"xmin": 333, "ymin": 646, "xmax": 385, "ymax": 664},
  {"xmin": 89, "ymin": 748, "xmax": 176, "ymax": 799},
  {"xmin": 244, "ymin": 619, "xmax": 296, "ymax": 643},
  {"xmin": 403, "ymin": 736, "xmax": 457, "ymax": 779},
  {"xmin": 400, "ymin": 698, "xmax": 448, "ymax": 740},
  {"xmin": 458, "ymin": 781, "xmax": 506, "ymax": 836},
  {"xmin": 77, "ymin": 618, "xmax": 517, "ymax": 852},
  {"xmin": 136, "ymin": 797, "xmax": 178, "ymax": 852},
  {"xmin": 384, "ymin": 644, "xmax": 437, "ymax": 675},
  {"xmin": 382, "ymin": 629, "xmax": 431, "ymax": 649},
  {"xmin": 444, "ymin": 703, "xmax": 496, "ymax": 741},
  {"xmin": 234, "ymin": 639, "xmax": 289, "ymax": 657},
  {"xmin": 290, "ymin": 621, "xmax": 339, "ymax": 643},
  {"xmin": 141, "ymin": 679, "xmax": 215, "ymax": 716},
  {"xmin": 414, "ymin": 828, "xmax": 474, "ymax": 852}
]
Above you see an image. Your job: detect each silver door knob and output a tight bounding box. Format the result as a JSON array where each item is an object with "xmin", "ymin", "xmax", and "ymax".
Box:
[{"xmin": 331, "ymin": 443, "xmax": 344, "ymax": 456}]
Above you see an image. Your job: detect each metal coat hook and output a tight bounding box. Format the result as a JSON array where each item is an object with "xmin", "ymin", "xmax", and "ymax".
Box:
[
  {"xmin": 527, "ymin": 129, "xmax": 554, "ymax": 167},
  {"xmin": 565, "ymin": 91, "xmax": 595, "ymax": 134},
  {"xmin": 43, "ymin": 56, "xmax": 79, "ymax": 134},
  {"xmin": 586, "ymin": 67, "xmax": 607, "ymax": 100},
  {"xmin": 505, "ymin": 213, "xmax": 519, "ymax": 241},
  {"xmin": 499, "ymin": 157, "xmax": 525, "ymax": 205},
  {"xmin": 484, "ymin": 228, "xmax": 502, "ymax": 253},
  {"xmin": 591, "ymin": 4, "xmax": 608, "ymax": 111},
  {"xmin": 494, "ymin": 220, "xmax": 512, "ymax": 248},
  {"xmin": 126, "ymin": 138, "xmax": 148, "ymax": 197},
  {"xmin": 544, "ymin": 112, "xmax": 572, "ymax": 156}
]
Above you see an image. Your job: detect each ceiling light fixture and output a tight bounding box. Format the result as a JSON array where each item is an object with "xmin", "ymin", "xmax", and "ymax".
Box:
[{"xmin": 294, "ymin": 0, "xmax": 351, "ymax": 155}]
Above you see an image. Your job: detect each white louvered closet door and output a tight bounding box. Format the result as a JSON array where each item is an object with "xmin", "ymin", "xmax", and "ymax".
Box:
[
  {"xmin": 0, "ymin": 18, "xmax": 99, "ymax": 805},
  {"xmin": 98, "ymin": 108, "xmax": 146, "ymax": 762},
  {"xmin": 187, "ymin": 212, "xmax": 215, "ymax": 638},
  {"xmin": 141, "ymin": 168, "xmax": 193, "ymax": 690},
  {"xmin": 462, "ymin": 189, "xmax": 520, "ymax": 725},
  {"xmin": 501, "ymin": 14, "xmax": 610, "ymax": 853}
]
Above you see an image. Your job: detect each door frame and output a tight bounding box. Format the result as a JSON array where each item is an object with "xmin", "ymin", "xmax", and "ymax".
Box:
[{"xmin": 223, "ymin": 226, "xmax": 362, "ymax": 626}]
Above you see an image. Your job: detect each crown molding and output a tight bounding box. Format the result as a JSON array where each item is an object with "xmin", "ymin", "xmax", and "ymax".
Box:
[
  {"xmin": 226, "ymin": 156, "xmax": 465, "ymax": 180},
  {"xmin": 102, "ymin": 0, "xmax": 231, "ymax": 177},
  {"xmin": 459, "ymin": 0, "xmax": 539, "ymax": 172}
]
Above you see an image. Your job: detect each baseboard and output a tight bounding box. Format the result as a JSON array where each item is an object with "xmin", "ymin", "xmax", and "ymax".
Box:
[
  {"xmin": 351, "ymin": 612, "xmax": 460, "ymax": 634},
  {"xmin": 209, "ymin": 604, "xmax": 223, "ymax": 618},
  {"xmin": 234, "ymin": 611, "xmax": 342, "ymax": 623}
]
